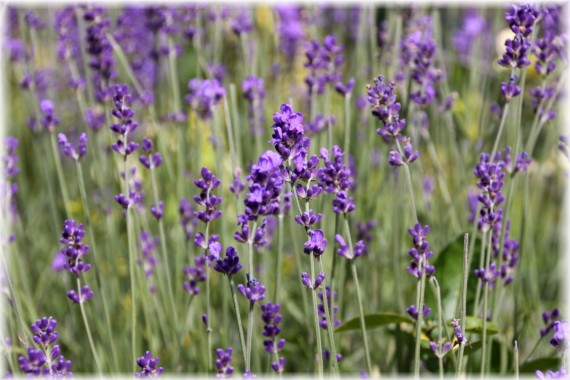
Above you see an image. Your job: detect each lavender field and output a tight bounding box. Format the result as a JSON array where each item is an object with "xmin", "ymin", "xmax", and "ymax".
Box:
[{"xmin": 1, "ymin": 3, "xmax": 569, "ymax": 378}]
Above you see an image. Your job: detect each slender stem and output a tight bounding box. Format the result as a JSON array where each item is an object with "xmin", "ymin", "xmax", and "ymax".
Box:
[
  {"xmin": 521, "ymin": 336, "xmax": 544, "ymax": 365},
  {"xmin": 350, "ymin": 260, "xmax": 372, "ymax": 375},
  {"xmin": 246, "ymin": 302, "xmax": 254, "ymax": 372},
  {"xmin": 316, "ymin": 258, "xmax": 340, "ymax": 376},
  {"xmin": 149, "ymin": 168, "xmax": 178, "ymax": 328},
  {"xmin": 77, "ymin": 278, "xmax": 103, "ymax": 375},
  {"xmin": 395, "ymin": 139, "xmax": 418, "ymax": 222},
  {"xmin": 457, "ymin": 233, "xmax": 469, "ymax": 376},
  {"xmin": 274, "ymin": 212, "xmax": 285, "ymax": 303},
  {"xmin": 228, "ymin": 277, "xmax": 248, "ymax": 366},
  {"xmin": 491, "ymin": 103, "xmax": 510, "ymax": 160},
  {"xmin": 414, "ymin": 271, "xmax": 427, "ymax": 378},
  {"xmin": 473, "ymin": 231, "xmax": 488, "ymax": 316},
  {"xmin": 432, "ymin": 278, "xmax": 444, "ymax": 379},
  {"xmin": 514, "ymin": 341, "xmax": 519, "ymax": 379},
  {"xmin": 203, "ymin": 221, "xmax": 212, "ymax": 373},
  {"xmin": 49, "ymin": 133, "xmax": 70, "ymax": 218},
  {"xmin": 480, "ymin": 231, "xmax": 493, "ymax": 377},
  {"xmin": 310, "ymin": 254, "xmax": 325, "ymax": 378},
  {"xmin": 344, "ymin": 94, "xmax": 352, "ymax": 159}
]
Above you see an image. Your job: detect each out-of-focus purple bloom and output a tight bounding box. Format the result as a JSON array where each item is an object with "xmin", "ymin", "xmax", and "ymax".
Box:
[
  {"xmin": 335, "ymin": 234, "xmax": 366, "ymax": 260},
  {"xmin": 229, "ymin": 168, "xmax": 246, "ymax": 197},
  {"xmin": 406, "ymin": 304, "xmax": 431, "ymax": 320},
  {"xmin": 536, "ymin": 368, "xmax": 567, "ymax": 379},
  {"xmin": 150, "ymin": 201, "xmax": 164, "ymax": 220},
  {"xmin": 451, "ymin": 319, "xmax": 466, "ymax": 347},
  {"xmin": 389, "ymin": 139, "xmax": 419, "ymax": 167},
  {"xmin": 317, "ymin": 287, "xmax": 340, "ymax": 329},
  {"xmin": 322, "ymin": 349, "xmax": 342, "ymax": 363},
  {"xmin": 139, "ymin": 137, "xmax": 163, "ymax": 170},
  {"xmin": 231, "ymin": 9, "xmax": 253, "ymax": 35},
  {"xmin": 115, "ymin": 191, "xmax": 143, "ymax": 211},
  {"xmin": 215, "ymin": 347, "xmax": 234, "ymax": 377},
  {"xmin": 3, "ymin": 136, "xmax": 19, "ymax": 178},
  {"xmin": 185, "ymin": 78, "xmax": 225, "ymax": 120},
  {"xmin": 501, "ymin": 76, "xmax": 521, "ymax": 101},
  {"xmin": 138, "ymin": 231, "xmax": 159, "ymax": 293},
  {"xmin": 83, "ymin": 6, "xmax": 116, "ymax": 103},
  {"xmin": 135, "ymin": 351, "xmax": 163, "ymax": 377},
  {"xmin": 534, "ymin": 32, "xmax": 562, "ymax": 77},
  {"xmin": 474, "ymin": 262, "xmax": 501, "ymax": 288},
  {"xmin": 429, "ymin": 341, "xmax": 452, "ymax": 357},
  {"xmin": 335, "ymin": 77, "xmax": 355, "ymax": 96},
  {"xmin": 66, "ymin": 285, "xmax": 94, "ymax": 304},
  {"xmin": 453, "ymin": 9, "xmax": 486, "ymax": 63},
  {"xmin": 54, "ymin": 7, "xmax": 81, "ymax": 63},
  {"xmin": 550, "ymin": 320, "xmax": 568, "ymax": 351},
  {"xmin": 193, "ymin": 167, "xmax": 223, "ymax": 223},
  {"xmin": 541, "ymin": 308, "xmax": 561, "ymax": 337},
  {"xmin": 183, "ymin": 256, "xmax": 206, "ymax": 295},
  {"xmin": 305, "ymin": 114, "xmax": 335, "ymax": 135},
  {"xmin": 110, "ymin": 84, "xmax": 139, "ymax": 157},
  {"xmin": 40, "ymin": 100, "xmax": 60, "ymax": 132},
  {"xmin": 213, "ymin": 247, "xmax": 242, "ymax": 277},
  {"xmin": 275, "ymin": 6, "xmax": 305, "ymax": 64},
  {"xmin": 304, "ymin": 34, "xmax": 344, "ymax": 95},
  {"xmin": 513, "ymin": 151, "xmax": 532, "ymax": 174},
  {"xmin": 242, "ymin": 75, "xmax": 266, "ymax": 136},
  {"xmin": 179, "ymin": 198, "xmax": 198, "ymax": 240},
  {"xmin": 58, "ymin": 133, "xmax": 88, "ymax": 161},
  {"xmin": 24, "ymin": 11, "xmax": 45, "ymax": 30}
]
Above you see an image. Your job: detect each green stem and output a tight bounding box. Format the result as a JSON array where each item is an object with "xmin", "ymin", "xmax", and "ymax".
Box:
[
  {"xmin": 414, "ymin": 271, "xmax": 427, "ymax": 378},
  {"xmin": 77, "ymin": 278, "xmax": 103, "ymax": 375},
  {"xmin": 350, "ymin": 260, "xmax": 373, "ymax": 375},
  {"xmin": 344, "ymin": 94, "xmax": 352, "ymax": 158},
  {"xmin": 457, "ymin": 233, "xmax": 469, "ymax": 376},
  {"xmin": 229, "ymin": 277, "xmax": 248, "ymax": 367},
  {"xmin": 431, "ymin": 278, "xmax": 444, "ymax": 379},
  {"xmin": 514, "ymin": 341, "xmax": 519, "ymax": 379},
  {"xmin": 317, "ymin": 258, "xmax": 340, "ymax": 376},
  {"xmin": 480, "ymin": 231, "xmax": 493, "ymax": 377},
  {"xmin": 490, "ymin": 103, "xmax": 510, "ymax": 160},
  {"xmin": 50, "ymin": 133, "xmax": 71, "ymax": 218},
  {"xmin": 395, "ymin": 139, "xmax": 418, "ymax": 222},
  {"xmin": 310, "ymin": 254, "xmax": 325, "ymax": 378}
]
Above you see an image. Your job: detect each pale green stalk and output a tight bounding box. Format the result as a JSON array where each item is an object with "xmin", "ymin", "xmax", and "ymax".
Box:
[
  {"xmin": 228, "ymin": 277, "xmax": 248, "ymax": 367},
  {"xmin": 343, "ymin": 93, "xmax": 352, "ymax": 158},
  {"xmin": 343, "ymin": 216, "xmax": 372, "ymax": 375},
  {"xmin": 490, "ymin": 103, "xmax": 511, "ymax": 160},
  {"xmin": 413, "ymin": 271, "xmax": 427, "ymax": 378},
  {"xmin": 76, "ymin": 278, "xmax": 103, "ymax": 375},
  {"xmin": 395, "ymin": 139, "xmax": 418, "ymax": 222},
  {"xmin": 309, "ymin": 253, "xmax": 325, "ymax": 378},
  {"xmin": 50, "ymin": 133, "xmax": 71, "ymax": 218},
  {"xmin": 514, "ymin": 341, "xmax": 519, "ymax": 379},
  {"xmin": 245, "ymin": 221, "xmax": 258, "ymax": 372},
  {"xmin": 431, "ymin": 277, "xmax": 444, "ymax": 379},
  {"xmin": 457, "ymin": 233, "xmax": 469, "ymax": 376},
  {"xmin": 316, "ymin": 257, "xmax": 340, "ymax": 376},
  {"xmin": 480, "ymin": 231, "xmax": 493, "ymax": 377}
]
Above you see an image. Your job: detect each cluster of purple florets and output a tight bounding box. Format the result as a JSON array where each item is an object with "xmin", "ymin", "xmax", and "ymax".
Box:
[
  {"xmin": 215, "ymin": 347, "xmax": 234, "ymax": 377},
  {"xmin": 138, "ymin": 231, "xmax": 159, "ymax": 293},
  {"xmin": 193, "ymin": 167, "xmax": 222, "ymax": 223},
  {"xmin": 304, "ymin": 34, "xmax": 344, "ymax": 95},
  {"xmin": 110, "ymin": 84, "xmax": 139, "ymax": 157},
  {"xmin": 367, "ymin": 76, "xmax": 419, "ymax": 167},
  {"xmin": 261, "ymin": 302, "xmax": 286, "ymax": 373},
  {"xmin": 317, "ymin": 287, "xmax": 340, "ymax": 330},
  {"xmin": 242, "ymin": 76, "xmax": 266, "ymax": 136},
  {"xmin": 58, "ymin": 133, "xmax": 88, "ymax": 161},
  {"xmin": 185, "ymin": 78, "xmax": 225, "ymax": 120},
  {"xmin": 135, "ymin": 351, "xmax": 163, "ymax": 377},
  {"xmin": 406, "ymin": 223, "xmax": 435, "ymax": 280},
  {"xmin": 18, "ymin": 317, "xmax": 72, "ymax": 377}
]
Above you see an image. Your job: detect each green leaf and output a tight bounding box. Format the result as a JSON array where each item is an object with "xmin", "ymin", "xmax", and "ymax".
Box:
[
  {"xmin": 425, "ymin": 234, "xmax": 482, "ymax": 317},
  {"xmin": 461, "ymin": 316, "xmax": 500, "ymax": 335},
  {"xmin": 335, "ymin": 312, "xmax": 414, "ymax": 333},
  {"xmin": 461, "ymin": 340, "xmax": 482, "ymax": 355},
  {"xmin": 520, "ymin": 357, "xmax": 561, "ymax": 374}
]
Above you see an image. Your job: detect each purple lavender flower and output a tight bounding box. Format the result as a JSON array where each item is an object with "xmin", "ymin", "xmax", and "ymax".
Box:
[
  {"xmin": 18, "ymin": 347, "xmax": 47, "ymax": 376},
  {"xmin": 275, "ymin": 6, "xmax": 305, "ymax": 64},
  {"xmin": 550, "ymin": 321, "xmax": 568, "ymax": 351},
  {"xmin": 406, "ymin": 223, "xmax": 435, "ymax": 279},
  {"xmin": 54, "ymin": 7, "xmax": 81, "ymax": 63},
  {"xmin": 335, "ymin": 77, "xmax": 355, "ymax": 96},
  {"xmin": 66, "ymin": 285, "xmax": 94, "ymax": 304},
  {"xmin": 229, "ymin": 168, "xmax": 246, "ymax": 197},
  {"xmin": 40, "ymin": 100, "xmax": 60, "ymax": 132},
  {"xmin": 237, "ymin": 276, "xmax": 266, "ymax": 303},
  {"xmin": 58, "ymin": 220, "xmax": 91, "ymax": 277},
  {"xmin": 367, "ymin": 76, "xmax": 406, "ymax": 138},
  {"xmin": 179, "ymin": 198, "xmax": 198, "ymax": 240},
  {"xmin": 501, "ymin": 77, "xmax": 522, "ymax": 101},
  {"xmin": 429, "ymin": 341, "xmax": 452, "ymax": 357},
  {"xmin": 150, "ymin": 202, "xmax": 164, "ymax": 220},
  {"xmin": 31, "ymin": 317, "xmax": 58, "ymax": 347},
  {"xmin": 139, "ymin": 231, "xmax": 159, "ymax": 293},
  {"xmin": 185, "ymin": 78, "xmax": 225, "ymax": 120},
  {"xmin": 115, "ymin": 191, "xmax": 143, "ymax": 211},
  {"xmin": 534, "ymin": 32, "xmax": 562, "ymax": 77},
  {"xmin": 139, "ymin": 137, "xmax": 163, "ymax": 169},
  {"xmin": 498, "ymin": 36, "xmax": 532, "ymax": 68},
  {"xmin": 215, "ymin": 347, "xmax": 234, "ymax": 377},
  {"xmin": 474, "ymin": 262, "xmax": 501, "ymax": 288},
  {"xmin": 24, "ymin": 11, "xmax": 45, "ymax": 30},
  {"xmin": 231, "ymin": 9, "xmax": 253, "ymax": 36},
  {"xmin": 451, "ymin": 319, "xmax": 466, "ymax": 347},
  {"xmin": 305, "ymin": 114, "xmax": 335, "ymax": 135},
  {"xmin": 3, "ymin": 136, "xmax": 19, "ymax": 178},
  {"xmin": 505, "ymin": 4, "xmax": 539, "ymax": 37},
  {"xmin": 304, "ymin": 34, "xmax": 344, "ymax": 95},
  {"xmin": 242, "ymin": 76, "xmax": 266, "ymax": 136},
  {"xmin": 295, "ymin": 210, "xmax": 323, "ymax": 229},
  {"xmin": 261, "ymin": 303, "xmax": 286, "ymax": 373},
  {"xmin": 110, "ymin": 84, "xmax": 139, "ymax": 157},
  {"xmin": 213, "ymin": 247, "xmax": 242, "ymax": 277},
  {"xmin": 318, "ymin": 146, "xmax": 352, "ymax": 194},
  {"xmin": 83, "ymin": 6, "xmax": 116, "ymax": 103},
  {"xmin": 453, "ymin": 9, "xmax": 487, "ymax": 63},
  {"xmin": 317, "ymin": 287, "xmax": 340, "ymax": 329},
  {"xmin": 135, "ymin": 351, "xmax": 163, "ymax": 377},
  {"xmin": 406, "ymin": 304, "xmax": 432, "ymax": 320},
  {"xmin": 473, "ymin": 152, "xmax": 506, "ymax": 232},
  {"xmin": 183, "ymin": 256, "xmax": 206, "ymax": 295},
  {"xmin": 536, "ymin": 368, "xmax": 567, "ymax": 379},
  {"xmin": 541, "ymin": 308, "xmax": 561, "ymax": 337},
  {"xmin": 193, "ymin": 167, "xmax": 223, "ymax": 223},
  {"xmin": 301, "ymin": 272, "xmax": 325, "ymax": 289},
  {"xmin": 335, "ymin": 234, "xmax": 366, "ymax": 260},
  {"xmin": 304, "ymin": 229, "xmax": 327, "ymax": 256},
  {"xmin": 58, "ymin": 133, "xmax": 88, "ymax": 161}
]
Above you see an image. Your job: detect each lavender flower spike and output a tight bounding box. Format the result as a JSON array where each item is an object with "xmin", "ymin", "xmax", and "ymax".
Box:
[{"xmin": 135, "ymin": 351, "xmax": 163, "ymax": 377}]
